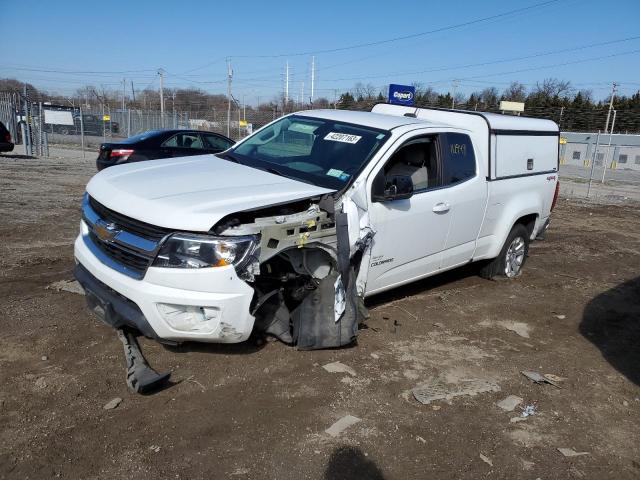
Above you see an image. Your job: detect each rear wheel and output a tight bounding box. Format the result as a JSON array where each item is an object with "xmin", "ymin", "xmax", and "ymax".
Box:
[{"xmin": 479, "ymin": 224, "xmax": 530, "ymax": 280}]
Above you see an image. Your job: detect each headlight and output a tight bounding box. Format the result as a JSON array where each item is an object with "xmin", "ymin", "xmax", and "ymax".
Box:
[{"xmin": 152, "ymin": 233, "xmax": 259, "ymax": 270}]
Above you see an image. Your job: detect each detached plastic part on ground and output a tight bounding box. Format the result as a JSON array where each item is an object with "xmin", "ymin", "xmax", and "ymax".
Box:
[{"xmin": 116, "ymin": 328, "xmax": 171, "ymax": 394}]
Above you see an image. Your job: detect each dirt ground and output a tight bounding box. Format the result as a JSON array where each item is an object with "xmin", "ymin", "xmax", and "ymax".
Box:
[{"xmin": 1, "ymin": 149, "xmax": 639, "ymax": 479}]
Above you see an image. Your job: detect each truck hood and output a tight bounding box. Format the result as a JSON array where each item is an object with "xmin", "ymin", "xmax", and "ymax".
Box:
[{"xmin": 86, "ymin": 155, "xmax": 334, "ymax": 231}]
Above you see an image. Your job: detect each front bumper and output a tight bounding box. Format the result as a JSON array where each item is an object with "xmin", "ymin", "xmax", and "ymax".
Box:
[{"xmin": 74, "ymin": 229, "xmax": 256, "ymax": 343}]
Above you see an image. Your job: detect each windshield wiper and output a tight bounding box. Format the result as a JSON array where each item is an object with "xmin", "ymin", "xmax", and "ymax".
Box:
[
  {"xmin": 259, "ymin": 166, "xmax": 318, "ymax": 186},
  {"xmin": 218, "ymin": 152, "xmax": 242, "ymax": 164}
]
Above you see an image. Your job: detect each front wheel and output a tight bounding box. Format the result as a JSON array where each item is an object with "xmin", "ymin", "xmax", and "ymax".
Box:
[{"xmin": 479, "ymin": 224, "xmax": 530, "ymax": 280}]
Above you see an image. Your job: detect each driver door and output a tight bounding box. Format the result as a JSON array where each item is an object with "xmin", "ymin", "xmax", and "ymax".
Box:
[{"xmin": 365, "ymin": 133, "xmax": 452, "ymax": 295}]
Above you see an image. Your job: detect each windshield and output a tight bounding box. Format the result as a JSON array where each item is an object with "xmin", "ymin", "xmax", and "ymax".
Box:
[{"xmin": 229, "ymin": 115, "xmax": 390, "ymax": 189}]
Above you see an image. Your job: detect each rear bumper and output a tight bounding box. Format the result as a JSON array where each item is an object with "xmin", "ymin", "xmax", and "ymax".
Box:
[
  {"xmin": 95, "ymin": 158, "xmax": 111, "ymax": 171},
  {"xmin": 0, "ymin": 142, "xmax": 14, "ymax": 153},
  {"xmin": 74, "ymin": 228, "xmax": 256, "ymax": 343}
]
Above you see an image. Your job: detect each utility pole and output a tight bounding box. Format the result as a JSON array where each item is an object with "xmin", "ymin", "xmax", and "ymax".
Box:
[
  {"xmin": 604, "ymin": 82, "xmax": 617, "ymax": 134},
  {"xmin": 601, "ymin": 110, "xmax": 617, "ymax": 184},
  {"xmin": 285, "ymin": 61, "xmax": 289, "ymax": 110},
  {"xmin": 301, "ymin": 82, "xmax": 304, "ymax": 109},
  {"xmin": 158, "ymin": 69, "xmax": 165, "ymax": 127},
  {"xmin": 226, "ymin": 57, "xmax": 232, "ymax": 138},
  {"xmin": 310, "ymin": 56, "xmax": 315, "ymax": 106},
  {"xmin": 122, "ymin": 78, "xmax": 126, "ymax": 111},
  {"xmin": 130, "ymin": 80, "xmax": 136, "ymax": 104},
  {"xmin": 452, "ymin": 79, "xmax": 459, "ymax": 109}
]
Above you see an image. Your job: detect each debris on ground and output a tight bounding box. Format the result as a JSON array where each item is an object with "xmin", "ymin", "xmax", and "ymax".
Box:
[
  {"xmin": 554, "ymin": 314, "xmax": 566, "ymax": 320},
  {"xmin": 325, "ymin": 415, "xmax": 361, "ymax": 437},
  {"xmin": 322, "ymin": 361, "xmax": 357, "ymax": 376},
  {"xmin": 479, "ymin": 453, "xmax": 493, "ymax": 466},
  {"xmin": 46, "ymin": 279, "xmax": 85, "ymax": 295},
  {"xmin": 521, "ymin": 404, "xmax": 537, "ymax": 417},
  {"xmin": 412, "ymin": 377, "xmax": 500, "ymax": 405},
  {"xmin": 149, "ymin": 445, "xmax": 161, "ymax": 453},
  {"xmin": 510, "ymin": 416, "xmax": 528, "ymax": 423},
  {"xmin": 103, "ymin": 397, "xmax": 122, "ymax": 410},
  {"xmin": 557, "ymin": 448, "xmax": 590, "ymax": 457},
  {"xmin": 496, "ymin": 395, "xmax": 523, "ymax": 412},
  {"xmin": 370, "ymin": 353, "xmax": 380, "ymax": 359},
  {"xmin": 521, "ymin": 370, "xmax": 561, "ymax": 388},
  {"xmin": 416, "ymin": 436, "xmax": 426, "ymax": 444},
  {"xmin": 498, "ymin": 321, "xmax": 531, "ymax": 338},
  {"xmin": 41, "ymin": 355, "xmax": 48, "ymax": 361},
  {"xmin": 543, "ymin": 373, "xmax": 565, "ymax": 383}
]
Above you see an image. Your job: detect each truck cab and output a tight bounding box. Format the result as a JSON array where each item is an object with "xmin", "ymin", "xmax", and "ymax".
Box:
[{"xmin": 74, "ymin": 105, "xmax": 560, "ymax": 352}]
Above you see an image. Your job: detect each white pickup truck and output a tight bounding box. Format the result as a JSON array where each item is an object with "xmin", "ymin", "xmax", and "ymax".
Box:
[{"xmin": 74, "ymin": 104, "xmax": 559, "ymax": 390}]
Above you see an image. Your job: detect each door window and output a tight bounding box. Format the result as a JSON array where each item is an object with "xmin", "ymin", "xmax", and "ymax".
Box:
[
  {"xmin": 202, "ymin": 133, "xmax": 233, "ymax": 150},
  {"xmin": 441, "ymin": 133, "xmax": 476, "ymax": 185},
  {"xmin": 162, "ymin": 133, "xmax": 203, "ymax": 149},
  {"xmin": 382, "ymin": 136, "xmax": 440, "ymax": 193}
]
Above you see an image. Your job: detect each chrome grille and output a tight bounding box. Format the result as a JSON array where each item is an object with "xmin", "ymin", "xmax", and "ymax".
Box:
[
  {"xmin": 88, "ymin": 196, "xmax": 172, "ymax": 241},
  {"xmin": 82, "ymin": 195, "xmax": 166, "ymax": 279},
  {"xmin": 88, "ymin": 231, "xmax": 151, "ymax": 277}
]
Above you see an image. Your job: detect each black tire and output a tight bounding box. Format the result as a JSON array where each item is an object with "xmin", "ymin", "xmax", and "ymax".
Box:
[{"xmin": 479, "ymin": 223, "xmax": 530, "ymax": 280}]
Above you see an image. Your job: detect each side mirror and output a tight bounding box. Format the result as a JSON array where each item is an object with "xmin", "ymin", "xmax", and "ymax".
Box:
[{"xmin": 372, "ymin": 172, "xmax": 414, "ymax": 202}]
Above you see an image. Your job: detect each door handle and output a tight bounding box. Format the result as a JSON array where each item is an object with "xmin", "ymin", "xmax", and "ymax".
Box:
[{"xmin": 432, "ymin": 202, "xmax": 450, "ymax": 213}]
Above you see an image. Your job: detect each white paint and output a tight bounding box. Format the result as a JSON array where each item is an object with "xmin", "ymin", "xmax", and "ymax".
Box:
[{"xmin": 87, "ymin": 155, "xmax": 333, "ymax": 231}]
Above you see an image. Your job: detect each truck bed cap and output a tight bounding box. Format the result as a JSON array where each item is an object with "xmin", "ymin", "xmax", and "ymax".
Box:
[
  {"xmin": 371, "ymin": 103, "xmax": 558, "ymax": 134},
  {"xmin": 298, "ymin": 109, "xmax": 437, "ymax": 131}
]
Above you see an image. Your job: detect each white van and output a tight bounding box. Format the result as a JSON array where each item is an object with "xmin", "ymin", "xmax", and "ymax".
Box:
[{"xmin": 74, "ymin": 104, "xmax": 560, "ymax": 391}]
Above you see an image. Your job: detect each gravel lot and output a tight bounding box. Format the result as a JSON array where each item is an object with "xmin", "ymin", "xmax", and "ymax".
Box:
[{"xmin": 1, "ymin": 148, "xmax": 639, "ymax": 479}]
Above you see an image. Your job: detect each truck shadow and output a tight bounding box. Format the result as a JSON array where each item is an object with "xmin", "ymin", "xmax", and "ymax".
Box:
[
  {"xmin": 162, "ymin": 337, "xmax": 267, "ymax": 355},
  {"xmin": 365, "ymin": 263, "xmax": 481, "ymax": 310},
  {"xmin": 579, "ymin": 276, "xmax": 640, "ymax": 386},
  {"xmin": 324, "ymin": 446, "xmax": 385, "ymax": 480}
]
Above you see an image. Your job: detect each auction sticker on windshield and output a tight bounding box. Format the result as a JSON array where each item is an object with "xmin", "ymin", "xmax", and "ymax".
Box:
[{"xmin": 324, "ymin": 132, "xmax": 362, "ymax": 144}]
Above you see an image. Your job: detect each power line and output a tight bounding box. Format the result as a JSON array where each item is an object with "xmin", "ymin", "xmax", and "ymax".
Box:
[
  {"xmin": 0, "ymin": 65, "xmax": 156, "ymax": 75},
  {"xmin": 225, "ymin": 0, "xmax": 565, "ymax": 58},
  {"xmin": 314, "ymin": 34, "xmax": 640, "ymax": 83}
]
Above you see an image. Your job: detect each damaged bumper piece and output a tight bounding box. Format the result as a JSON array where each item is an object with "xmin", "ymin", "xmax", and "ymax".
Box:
[{"xmin": 74, "ymin": 228, "xmax": 256, "ymax": 343}]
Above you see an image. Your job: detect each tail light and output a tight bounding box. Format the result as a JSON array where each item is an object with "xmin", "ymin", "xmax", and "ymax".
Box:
[
  {"xmin": 4, "ymin": 132, "xmax": 11, "ymax": 143},
  {"xmin": 109, "ymin": 149, "xmax": 134, "ymax": 162},
  {"xmin": 550, "ymin": 181, "xmax": 560, "ymax": 211}
]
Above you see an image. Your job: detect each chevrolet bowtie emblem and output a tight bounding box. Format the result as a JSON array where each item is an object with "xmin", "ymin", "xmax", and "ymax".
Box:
[{"xmin": 94, "ymin": 220, "xmax": 119, "ymax": 242}]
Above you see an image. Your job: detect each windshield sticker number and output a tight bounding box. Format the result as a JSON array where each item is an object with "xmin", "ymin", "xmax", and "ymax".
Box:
[{"xmin": 324, "ymin": 132, "xmax": 362, "ymax": 144}]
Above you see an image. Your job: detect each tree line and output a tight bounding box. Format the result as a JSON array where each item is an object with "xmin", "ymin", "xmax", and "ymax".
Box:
[{"xmin": 1, "ymin": 77, "xmax": 639, "ymax": 133}]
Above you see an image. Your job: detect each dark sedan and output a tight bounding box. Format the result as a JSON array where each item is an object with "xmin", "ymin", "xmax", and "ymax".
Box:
[
  {"xmin": 96, "ymin": 129, "xmax": 234, "ymax": 170},
  {"xmin": 0, "ymin": 121, "xmax": 14, "ymax": 153}
]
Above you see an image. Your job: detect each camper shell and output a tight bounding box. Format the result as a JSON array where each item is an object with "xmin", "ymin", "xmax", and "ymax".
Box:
[{"xmin": 371, "ymin": 103, "xmax": 560, "ymax": 180}]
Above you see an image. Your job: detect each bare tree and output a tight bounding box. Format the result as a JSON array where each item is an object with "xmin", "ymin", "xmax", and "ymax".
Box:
[
  {"xmin": 502, "ymin": 82, "xmax": 527, "ymax": 102},
  {"xmin": 479, "ymin": 87, "xmax": 499, "ymax": 107}
]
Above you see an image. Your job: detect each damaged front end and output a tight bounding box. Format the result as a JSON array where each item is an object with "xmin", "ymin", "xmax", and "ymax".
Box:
[{"xmin": 216, "ymin": 192, "xmax": 372, "ymax": 350}]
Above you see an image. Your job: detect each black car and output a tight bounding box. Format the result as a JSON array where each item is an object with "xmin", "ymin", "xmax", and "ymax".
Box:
[
  {"xmin": 96, "ymin": 129, "xmax": 234, "ymax": 170},
  {"xmin": 0, "ymin": 121, "xmax": 14, "ymax": 153}
]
